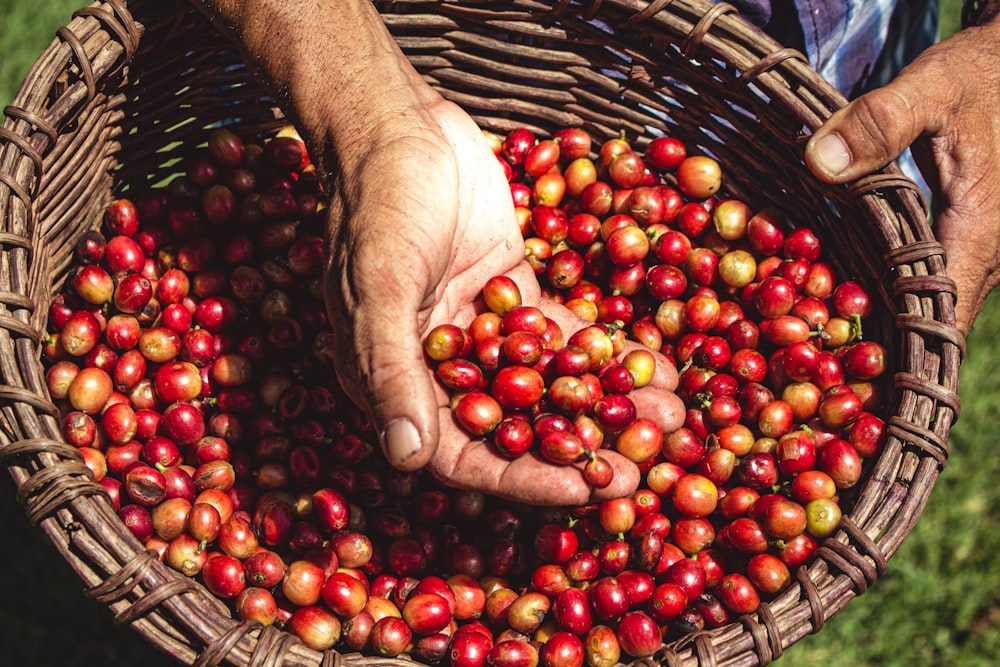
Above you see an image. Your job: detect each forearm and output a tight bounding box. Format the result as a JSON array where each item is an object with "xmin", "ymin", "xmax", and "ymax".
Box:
[{"xmin": 191, "ymin": 1, "xmax": 438, "ymax": 166}]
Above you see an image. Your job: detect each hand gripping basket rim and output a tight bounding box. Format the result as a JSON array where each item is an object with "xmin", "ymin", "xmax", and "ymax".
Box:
[{"xmin": 0, "ymin": 1, "xmax": 963, "ymax": 665}]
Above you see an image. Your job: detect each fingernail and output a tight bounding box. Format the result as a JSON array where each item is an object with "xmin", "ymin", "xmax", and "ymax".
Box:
[
  {"xmin": 382, "ymin": 418, "xmax": 421, "ymax": 465},
  {"xmin": 813, "ymin": 133, "xmax": 851, "ymax": 176}
]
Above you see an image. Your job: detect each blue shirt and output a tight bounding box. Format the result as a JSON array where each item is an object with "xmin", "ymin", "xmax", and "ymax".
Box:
[
  {"xmin": 725, "ymin": 0, "xmax": 939, "ymax": 98},
  {"xmin": 723, "ymin": 0, "xmax": 940, "ymax": 195}
]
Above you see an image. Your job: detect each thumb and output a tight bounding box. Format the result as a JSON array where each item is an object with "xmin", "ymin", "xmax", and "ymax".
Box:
[
  {"xmin": 323, "ymin": 207, "xmax": 448, "ymax": 473},
  {"xmin": 351, "ymin": 301, "xmax": 442, "ymax": 472},
  {"xmin": 805, "ymin": 74, "xmax": 932, "ymax": 184}
]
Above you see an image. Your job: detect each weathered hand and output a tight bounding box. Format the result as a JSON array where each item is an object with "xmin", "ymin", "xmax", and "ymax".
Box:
[
  {"xmin": 193, "ymin": 0, "xmax": 685, "ymax": 505},
  {"xmin": 805, "ymin": 19, "xmax": 1000, "ymax": 337},
  {"xmin": 322, "ymin": 95, "xmax": 684, "ymax": 505}
]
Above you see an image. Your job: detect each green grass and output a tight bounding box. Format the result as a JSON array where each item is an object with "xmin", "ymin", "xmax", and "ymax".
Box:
[
  {"xmin": 0, "ymin": 0, "xmax": 82, "ymax": 104},
  {"xmin": 2, "ymin": 1, "xmax": 992, "ymax": 666}
]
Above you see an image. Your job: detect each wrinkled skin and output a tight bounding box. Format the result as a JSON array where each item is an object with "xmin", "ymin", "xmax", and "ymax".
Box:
[
  {"xmin": 195, "ymin": 0, "xmax": 684, "ymax": 505},
  {"xmin": 323, "ymin": 95, "xmax": 685, "ymax": 504},
  {"xmin": 806, "ymin": 18, "xmax": 1000, "ymax": 339}
]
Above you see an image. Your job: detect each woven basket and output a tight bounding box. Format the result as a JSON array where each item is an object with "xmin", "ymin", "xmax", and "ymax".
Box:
[{"xmin": 0, "ymin": 0, "xmax": 963, "ymax": 665}]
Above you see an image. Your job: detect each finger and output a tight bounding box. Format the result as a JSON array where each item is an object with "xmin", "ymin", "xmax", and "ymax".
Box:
[
  {"xmin": 586, "ymin": 451, "xmax": 643, "ymax": 502},
  {"xmin": 343, "ymin": 303, "xmax": 443, "ymax": 472},
  {"xmin": 427, "ymin": 431, "xmax": 641, "ymax": 506},
  {"xmin": 371, "ymin": 357, "xmax": 442, "ymax": 472},
  {"xmin": 931, "ymin": 207, "xmax": 1000, "ymax": 337},
  {"xmin": 622, "ymin": 339, "xmax": 680, "ymax": 391},
  {"xmin": 325, "ymin": 226, "xmax": 449, "ymax": 473},
  {"xmin": 631, "ymin": 385, "xmax": 687, "ymax": 434},
  {"xmin": 805, "ymin": 66, "xmax": 938, "ymax": 183}
]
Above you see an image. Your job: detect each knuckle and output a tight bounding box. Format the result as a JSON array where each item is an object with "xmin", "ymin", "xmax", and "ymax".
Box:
[{"xmin": 846, "ymin": 91, "xmax": 917, "ymax": 158}]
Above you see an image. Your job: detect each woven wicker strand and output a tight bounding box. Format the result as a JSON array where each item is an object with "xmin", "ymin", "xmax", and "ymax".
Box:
[{"xmin": 0, "ymin": 1, "xmax": 962, "ymax": 665}]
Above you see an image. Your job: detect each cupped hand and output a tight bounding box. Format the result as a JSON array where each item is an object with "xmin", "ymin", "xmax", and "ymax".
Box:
[
  {"xmin": 189, "ymin": 0, "xmax": 685, "ymax": 502},
  {"xmin": 321, "ymin": 92, "xmax": 684, "ymax": 505},
  {"xmin": 804, "ymin": 19, "xmax": 1000, "ymax": 337}
]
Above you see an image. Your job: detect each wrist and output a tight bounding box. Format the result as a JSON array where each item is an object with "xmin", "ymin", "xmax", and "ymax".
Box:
[
  {"xmin": 193, "ymin": 0, "xmax": 440, "ymax": 172},
  {"xmin": 963, "ymin": 0, "xmax": 1000, "ymax": 28}
]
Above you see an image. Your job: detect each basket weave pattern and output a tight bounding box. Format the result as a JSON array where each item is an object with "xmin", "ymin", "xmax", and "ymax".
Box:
[{"xmin": 0, "ymin": 1, "xmax": 962, "ymax": 665}]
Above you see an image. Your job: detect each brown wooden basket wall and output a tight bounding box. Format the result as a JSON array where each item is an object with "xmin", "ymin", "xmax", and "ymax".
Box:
[{"xmin": 0, "ymin": 1, "xmax": 963, "ymax": 665}]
